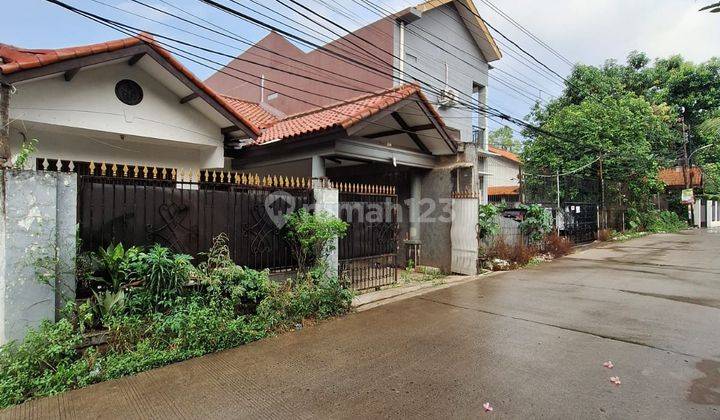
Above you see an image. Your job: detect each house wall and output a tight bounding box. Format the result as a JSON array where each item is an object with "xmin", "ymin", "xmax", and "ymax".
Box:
[
  {"xmin": 487, "ymin": 155, "xmax": 520, "ymax": 187},
  {"xmin": 401, "ymin": 3, "xmax": 490, "ymax": 144},
  {"xmin": 9, "ymin": 62, "xmax": 227, "ymax": 169},
  {"xmin": 205, "ymin": 22, "xmax": 395, "ymax": 115}
]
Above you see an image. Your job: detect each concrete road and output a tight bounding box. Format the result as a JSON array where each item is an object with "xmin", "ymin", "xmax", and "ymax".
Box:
[{"xmin": 4, "ymin": 230, "xmax": 720, "ymax": 419}]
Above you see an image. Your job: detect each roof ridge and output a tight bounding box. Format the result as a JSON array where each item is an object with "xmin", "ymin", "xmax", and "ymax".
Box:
[{"xmin": 278, "ymin": 83, "xmax": 419, "ymax": 122}]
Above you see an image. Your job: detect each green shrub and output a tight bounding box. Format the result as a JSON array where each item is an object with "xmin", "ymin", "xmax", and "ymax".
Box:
[
  {"xmin": 519, "ymin": 204, "xmax": 553, "ymax": 244},
  {"xmin": 0, "ymin": 233, "xmax": 353, "ymax": 409},
  {"xmin": 478, "ymin": 203, "xmax": 504, "ymax": 239},
  {"xmin": 124, "ymin": 245, "xmax": 192, "ymax": 306},
  {"xmin": 284, "ymin": 209, "xmax": 347, "ymax": 273},
  {"xmin": 645, "ymin": 210, "xmax": 687, "ymax": 233}
]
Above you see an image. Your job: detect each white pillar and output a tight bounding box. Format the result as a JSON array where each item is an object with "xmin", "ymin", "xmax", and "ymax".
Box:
[
  {"xmin": 409, "ymin": 171, "xmax": 422, "ymax": 241},
  {"xmin": 312, "ymin": 183, "xmax": 339, "ymax": 275}
]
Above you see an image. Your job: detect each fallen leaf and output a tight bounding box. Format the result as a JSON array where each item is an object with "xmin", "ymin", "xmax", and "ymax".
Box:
[
  {"xmin": 483, "ymin": 402, "xmax": 493, "ymax": 412},
  {"xmin": 603, "ymin": 361, "xmax": 614, "ymax": 369},
  {"xmin": 610, "ymin": 376, "xmax": 621, "ymax": 386}
]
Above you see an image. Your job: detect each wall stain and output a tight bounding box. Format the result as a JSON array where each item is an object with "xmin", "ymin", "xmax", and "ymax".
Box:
[{"xmin": 688, "ymin": 359, "xmax": 720, "ymax": 405}]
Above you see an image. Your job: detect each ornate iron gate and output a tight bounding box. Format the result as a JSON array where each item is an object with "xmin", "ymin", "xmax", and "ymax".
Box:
[
  {"xmin": 77, "ymin": 163, "xmax": 313, "ymax": 271},
  {"xmin": 337, "ymin": 183, "xmax": 398, "ymax": 291}
]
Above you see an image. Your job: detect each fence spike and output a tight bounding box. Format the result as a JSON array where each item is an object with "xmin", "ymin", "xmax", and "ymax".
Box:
[
  {"xmin": 178, "ymin": 168, "xmax": 185, "ymax": 181},
  {"xmin": 122, "ymin": 165, "xmax": 129, "ymax": 177},
  {"xmin": 100, "ymin": 162, "xmax": 107, "ymax": 176},
  {"xmin": 151, "ymin": 167, "xmax": 157, "ymax": 179},
  {"xmin": 171, "ymin": 168, "xmax": 176, "ymax": 180},
  {"xmin": 162, "ymin": 168, "xmax": 167, "ymax": 179},
  {"xmin": 68, "ymin": 161, "xmax": 75, "ymax": 172},
  {"xmin": 89, "ymin": 161, "xmax": 96, "ymax": 175},
  {"xmin": 142, "ymin": 166, "xmax": 148, "ymax": 178},
  {"xmin": 110, "ymin": 163, "xmax": 117, "ymax": 177},
  {"xmin": 132, "ymin": 165, "xmax": 138, "ymax": 178}
]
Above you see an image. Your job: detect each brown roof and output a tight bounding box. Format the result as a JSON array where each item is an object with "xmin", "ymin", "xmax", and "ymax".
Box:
[
  {"xmin": 488, "ymin": 186, "xmax": 520, "ymax": 196},
  {"xmin": 0, "ymin": 35, "xmax": 261, "ymax": 137},
  {"xmin": 254, "ymin": 84, "xmax": 446, "ymax": 144},
  {"xmin": 221, "ymin": 95, "xmax": 282, "ymax": 129},
  {"xmin": 658, "ymin": 167, "xmax": 703, "ymax": 188},
  {"xmin": 488, "ymin": 146, "xmax": 521, "ymax": 163}
]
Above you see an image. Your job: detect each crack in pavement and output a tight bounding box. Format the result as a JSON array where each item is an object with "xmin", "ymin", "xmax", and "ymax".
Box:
[{"xmin": 415, "ymin": 295, "xmax": 708, "ymax": 361}]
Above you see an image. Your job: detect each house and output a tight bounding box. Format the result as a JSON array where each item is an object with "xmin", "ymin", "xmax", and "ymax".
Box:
[
  {"xmin": 657, "ymin": 166, "xmax": 703, "ymax": 211},
  {"xmin": 205, "ymin": 0, "xmax": 502, "ymax": 273},
  {"xmin": 486, "ymin": 145, "xmax": 521, "ymax": 205},
  {"xmin": 205, "ymin": 0, "xmax": 502, "ymax": 200},
  {"xmin": 0, "ymin": 34, "xmax": 258, "ymax": 173}
]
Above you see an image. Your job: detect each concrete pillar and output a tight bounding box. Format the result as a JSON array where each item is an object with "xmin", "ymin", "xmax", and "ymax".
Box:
[
  {"xmin": 0, "ymin": 170, "xmax": 77, "ymax": 345},
  {"xmin": 312, "ymin": 182, "xmax": 339, "ymax": 275},
  {"xmin": 311, "ymin": 156, "xmax": 326, "ymax": 179},
  {"xmin": 409, "ymin": 171, "xmax": 422, "ymax": 241}
]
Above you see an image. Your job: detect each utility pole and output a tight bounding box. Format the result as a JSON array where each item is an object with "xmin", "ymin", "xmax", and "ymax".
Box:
[
  {"xmin": 0, "ymin": 83, "xmax": 11, "ymax": 166},
  {"xmin": 680, "ymin": 112, "xmax": 695, "ymax": 226},
  {"xmin": 598, "ymin": 151, "xmax": 606, "ymax": 230}
]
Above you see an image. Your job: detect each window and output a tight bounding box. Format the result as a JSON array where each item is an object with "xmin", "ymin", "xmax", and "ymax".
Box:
[{"xmin": 115, "ymin": 79, "xmax": 144, "ymax": 106}]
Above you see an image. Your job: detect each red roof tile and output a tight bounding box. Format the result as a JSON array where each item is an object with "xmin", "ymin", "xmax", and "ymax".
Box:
[
  {"xmin": 658, "ymin": 167, "xmax": 702, "ymax": 188},
  {"xmin": 0, "ymin": 34, "xmax": 261, "ymax": 137},
  {"xmin": 254, "ymin": 84, "xmax": 446, "ymax": 144},
  {"xmin": 488, "ymin": 185, "xmax": 520, "ymax": 196},
  {"xmin": 221, "ymin": 95, "xmax": 281, "ymax": 129},
  {"xmin": 488, "ymin": 145, "xmax": 521, "ymax": 163}
]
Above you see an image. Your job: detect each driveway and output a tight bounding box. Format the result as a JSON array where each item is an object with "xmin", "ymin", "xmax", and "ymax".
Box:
[{"xmin": 4, "ymin": 230, "xmax": 720, "ymax": 419}]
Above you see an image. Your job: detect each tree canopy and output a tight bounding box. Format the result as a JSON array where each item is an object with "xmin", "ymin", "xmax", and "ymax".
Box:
[
  {"xmin": 488, "ymin": 126, "xmax": 523, "ymax": 153},
  {"xmin": 521, "ymin": 52, "xmax": 720, "ymax": 210}
]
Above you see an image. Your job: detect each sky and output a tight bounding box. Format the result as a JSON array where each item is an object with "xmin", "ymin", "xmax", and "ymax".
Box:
[{"xmin": 2, "ymin": 0, "xmax": 719, "ymax": 134}]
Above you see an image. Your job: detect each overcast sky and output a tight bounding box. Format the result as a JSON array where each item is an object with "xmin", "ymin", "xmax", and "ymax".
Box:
[{"xmin": 2, "ymin": 0, "xmax": 718, "ymax": 133}]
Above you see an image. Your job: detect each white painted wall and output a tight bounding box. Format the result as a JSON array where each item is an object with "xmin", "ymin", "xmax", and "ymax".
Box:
[
  {"xmin": 487, "ymin": 155, "xmax": 520, "ymax": 187},
  {"xmin": 8, "ymin": 60, "xmax": 228, "ymax": 169}
]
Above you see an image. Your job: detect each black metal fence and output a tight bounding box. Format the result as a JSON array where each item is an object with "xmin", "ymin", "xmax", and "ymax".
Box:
[
  {"xmin": 77, "ymin": 164, "xmax": 313, "ymax": 271},
  {"xmin": 558, "ymin": 202, "xmax": 598, "ymax": 244},
  {"xmin": 337, "ymin": 184, "xmax": 398, "ymax": 290}
]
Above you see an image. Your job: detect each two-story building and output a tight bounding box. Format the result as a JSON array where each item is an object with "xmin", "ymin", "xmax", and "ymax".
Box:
[
  {"xmin": 486, "ymin": 145, "xmax": 522, "ymax": 206},
  {"xmin": 206, "ymin": 0, "xmax": 502, "ymax": 273}
]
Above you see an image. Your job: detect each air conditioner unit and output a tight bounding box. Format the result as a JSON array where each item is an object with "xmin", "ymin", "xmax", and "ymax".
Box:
[{"xmin": 438, "ymin": 88, "xmax": 457, "ymax": 108}]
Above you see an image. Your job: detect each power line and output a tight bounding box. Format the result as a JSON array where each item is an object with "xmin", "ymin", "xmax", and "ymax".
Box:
[{"xmin": 476, "ymin": 0, "xmax": 574, "ymax": 67}]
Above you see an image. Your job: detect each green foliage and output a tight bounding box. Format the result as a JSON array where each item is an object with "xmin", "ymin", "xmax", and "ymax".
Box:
[
  {"xmin": 478, "ymin": 204, "xmax": 504, "ymax": 238},
  {"xmin": 488, "ymin": 126, "xmax": 523, "ymax": 153},
  {"xmin": 285, "ymin": 209, "xmax": 348, "ymax": 273},
  {"xmin": 12, "ymin": 138, "xmax": 38, "ymax": 170},
  {"xmin": 91, "ymin": 290, "xmax": 126, "ymax": 321},
  {"xmin": 626, "ymin": 209, "xmax": 687, "ymax": 233},
  {"xmin": 0, "ymin": 235, "xmax": 353, "ymax": 408},
  {"xmin": 124, "ymin": 245, "xmax": 192, "ymax": 305},
  {"xmin": 94, "ymin": 243, "xmax": 140, "ymax": 292},
  {"xmin": 523, "ymin": 52, "xmax": 720, "ymax": 208},
  {"xmin": 518, "ymin": 204, "xmax": 553, "ymax": 244},
  {"xmin": 704, "ymin": 162, "xmax": 720, "ymax": 196}
]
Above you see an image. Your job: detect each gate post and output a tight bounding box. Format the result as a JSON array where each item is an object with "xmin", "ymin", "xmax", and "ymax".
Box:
[
  {"xmin": 0, "ymin": 170, "xmax": 77, "ymax": 345},
  {"xmin": 312, "ymin": 179, "xmax": 339, "ymax": 275}
]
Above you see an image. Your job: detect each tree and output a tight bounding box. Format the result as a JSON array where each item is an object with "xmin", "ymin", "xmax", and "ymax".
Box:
[
  {"xmin": 523, "ymin": 92, "xmax": 671, "ymax": 210},
  {"xmin": 488, "ymin": 126, "xmax": 523, "ymax": 153}
]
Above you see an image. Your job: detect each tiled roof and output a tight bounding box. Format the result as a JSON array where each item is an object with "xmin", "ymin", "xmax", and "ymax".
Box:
[
  {"xmin": 0, "ymin": 35, "xmax": 261, "ymax": 137},
  {"xmin": 658, "ymin": 167, "xmax": 703, "ymax": 188},
  {"xmin": 488, "ymin": 145, "xmax": 521, "ymax": 163},
  {"xmin": 488, "ymin": 185, "xmax": 520, "ymax": 196},
  {"xmin": 255, "ymin": 84, "xmax": 443, "ymax": 144},
  {"xmin": 221, "ymin": 95, "xmax": 282, "ymax": 129}
]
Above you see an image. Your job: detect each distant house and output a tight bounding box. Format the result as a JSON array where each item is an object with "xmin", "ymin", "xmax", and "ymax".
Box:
[
  {"xmin": 486, "ymin": 146, "xmax": 521, "ymax": 205},
  {"xmin": 658, "ymin": 166, "xmax": 703, "ymax": 190},
  {"xmin": 0, "ymin": 35, "xmax": 259, "ymax": 173}
]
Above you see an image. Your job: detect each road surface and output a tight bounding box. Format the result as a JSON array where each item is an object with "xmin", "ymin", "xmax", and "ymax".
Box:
[{"xmin": 3, "ymin": 229, "xmax": 720, "ymax": 419}]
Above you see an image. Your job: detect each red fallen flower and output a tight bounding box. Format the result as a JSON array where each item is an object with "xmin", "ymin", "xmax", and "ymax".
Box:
[{"xmin": 483, "ymin": 402, "xmax": 493, "ymax": 412}]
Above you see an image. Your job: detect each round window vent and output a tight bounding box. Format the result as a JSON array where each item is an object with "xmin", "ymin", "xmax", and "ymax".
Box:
[{"xmin": 115, "ymin": 79, "xmax": 143, "ymax": 106}]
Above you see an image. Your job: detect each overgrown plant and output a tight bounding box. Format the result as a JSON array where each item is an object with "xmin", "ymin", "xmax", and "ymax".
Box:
[
  {"xmin": 284, "ymin": 209, "xmax": 348, "ymax": 275},
  {"xmin": 124, "ymin": 245, "xmax": 192, "ymax": 305},
  {"xmin": 478, "ymin": 203, "xmax": 504, "ymax": 239},
  {"xmin": 519, "ymin": 204, "xmax": 553, "ymax": 244},
  {"xmin": 11, "ymin": 138, "xmax": 38, "ymax": 170}
]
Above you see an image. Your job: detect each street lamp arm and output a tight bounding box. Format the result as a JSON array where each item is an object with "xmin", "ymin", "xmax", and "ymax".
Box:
[{"xmin": 688, "ymin": 144, "xmax": 716, "ymax": 160}]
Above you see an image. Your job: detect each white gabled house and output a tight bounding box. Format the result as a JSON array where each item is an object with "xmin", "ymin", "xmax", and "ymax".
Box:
[{"xmin": 0, "ymin": 34, "xmax": 259, "ymax": 173}]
